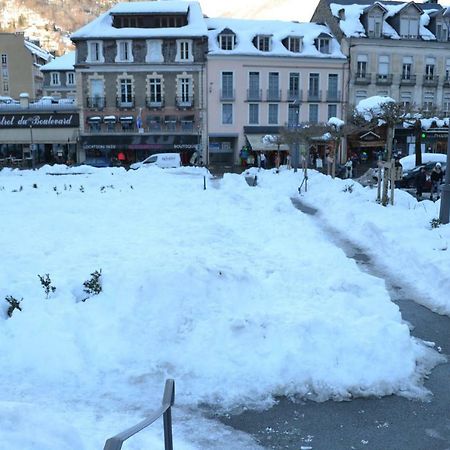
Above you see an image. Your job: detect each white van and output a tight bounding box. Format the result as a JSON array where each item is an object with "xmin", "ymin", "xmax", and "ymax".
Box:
[{"xmin": 130, "ymin": 153, "xmax": 181, "ymax": 170}]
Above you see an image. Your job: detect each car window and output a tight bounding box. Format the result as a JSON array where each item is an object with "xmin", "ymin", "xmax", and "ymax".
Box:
[{"xmin": 144, "ymin": 156, "xmax": 157, "ymax": 164}]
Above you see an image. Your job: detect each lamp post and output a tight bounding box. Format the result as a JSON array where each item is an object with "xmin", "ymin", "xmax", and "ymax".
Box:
[
  {"xmin": 29, "ymin": 122, "xmax": 35, "ymax": 169},
  {"xmin": 439, "ymin": 126, "xmax": 450, "ymax": 224}
]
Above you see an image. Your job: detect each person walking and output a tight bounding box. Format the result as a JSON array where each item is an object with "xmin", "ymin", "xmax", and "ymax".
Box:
[
  {"xmin": 430, "ymin": 162, "xmax": 444, "ymax": 201},
  {"xmin": 344, "ymin": 158, "xmax": 353, "ymax": 179},
  {"xmin": 415, "ymin": 166, "xmax": 427, "ymax": 200},
  {"xmin": 260, "ymin": 152, "xmax": 266, "ymax": 169}
]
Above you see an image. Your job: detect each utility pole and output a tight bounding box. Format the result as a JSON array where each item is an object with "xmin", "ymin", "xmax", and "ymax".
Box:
[{"xmin": 439, "ymin": 125, "xmax": 450, "ymax": 224}]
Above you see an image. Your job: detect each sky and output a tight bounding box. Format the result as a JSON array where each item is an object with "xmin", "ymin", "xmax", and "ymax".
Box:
[{"xmin": 0, "ymin": 162, "xmax": 449, "ymax": 449}]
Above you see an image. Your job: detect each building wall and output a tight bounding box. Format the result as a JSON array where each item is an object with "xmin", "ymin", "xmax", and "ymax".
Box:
[{"xmin": 0, "ymin": 33, "xmax": 33, "ymax": 99}]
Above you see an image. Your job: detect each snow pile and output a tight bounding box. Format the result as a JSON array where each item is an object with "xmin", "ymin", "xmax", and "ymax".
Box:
[
  {"xmin": 400, "ymin": 153, "xmax": 447, "ymax": 171},
  {"xmin": 356, "ymin": 95, "xmax": 395, "ymax": 121},
  {"xmin": 0, "ymin": 165, "xmax": 447, "ymax": 449}
]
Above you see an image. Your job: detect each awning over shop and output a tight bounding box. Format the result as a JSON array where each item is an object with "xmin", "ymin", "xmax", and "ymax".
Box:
[
  {"xmin": 87, "ymin": 116, "xmax": 101, "ymax": 123},
  {"xmin": 103, "ymin": 115, "xmax": 117, "ymax": 123},
  {"xmin": 119, "ymin": 116, "xmax": 134, "ymax": 123},
  {"xmin": 245, "ymin": 134, "xmax": 289, "ymax": 152}
]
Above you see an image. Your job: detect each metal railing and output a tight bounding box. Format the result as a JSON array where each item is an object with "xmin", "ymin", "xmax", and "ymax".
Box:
[{"xmin": 103, "ymin": 379, "xmax": 175, "ymax": 450}]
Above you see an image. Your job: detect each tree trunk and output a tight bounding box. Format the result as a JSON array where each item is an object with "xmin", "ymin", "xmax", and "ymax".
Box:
[
  {"xmin": 414, "ymin": 120, "xmax": 422, "ymax": 167},
  {"xmin": 381, "ymin": 125, "xmax": 394, "ymax": 206}
]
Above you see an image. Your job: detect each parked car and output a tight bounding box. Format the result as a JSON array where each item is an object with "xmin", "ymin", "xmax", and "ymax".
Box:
[
  {"xmin": 397, "ymin": 161, "xmax": 446, "ymax": 190},
  {"xmin": 130, "ymin": 153, "xmax": 181, "ymax": 170}
]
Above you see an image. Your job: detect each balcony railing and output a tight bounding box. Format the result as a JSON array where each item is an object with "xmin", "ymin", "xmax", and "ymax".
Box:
[
  {"xmin": 116, "ymin": 97, "xmax": 135, "ymax": 109},
  {"xmin": 399, "ymin": 74, "xmax": 416, "ymax": 86},
  {"xmin": 85, "ymin": 119, "xmax": 200, "ymax": 134},
  {"xmin": 423, "ymin": 75, "xmax": 439, "ymax": 87},
  {"xmin": 326, "ymin": 90, "xmax": 341, "ymax": 102},
  {"xmin": 176, "ymin": 96, "xmax": 194, "ymax": 109},
  {"xmin": 307, "ymin": 89, "xmax": 322, "ymax": 102},
  {"xmin": 145, "ymin": 97, "xmax": 164, "ymax": 109},
  {"xmin": 354, "ymin": 73, "xmax": 371, "ymax": 85},
  {"xmin": 266, "ymin": 89, "xmax": 281, "ymax": 101},
  {"xmin": 220, "ymin": 89, "xmax": 235, "ymax": 101},
  {"xmin": 87, "ymin": 97, "xmax": 106, "ymax": 109},
  {"xmin": 375, "ymin": 73, "xmax": 393, "ymax": 85},
  {"xmin": 247, "ymin": 89, "xmax": 262, "ymax": 101},
  {"xmin": 287, "ymin": 89, "xmax": 303, "ymax": 102}
]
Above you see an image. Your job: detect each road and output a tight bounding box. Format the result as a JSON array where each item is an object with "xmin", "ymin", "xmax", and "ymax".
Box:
[{"xmin": 212, "ymin": 198, "xmax": 450, "ymax": 450}]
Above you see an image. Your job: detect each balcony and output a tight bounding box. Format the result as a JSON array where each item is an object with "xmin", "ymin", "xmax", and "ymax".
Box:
[
  {"xmin": 176, "ymin": 95, "xmax": 194, "ymax": 109},
  {"xmin": 116, "ymin": 96, "xmax": 135, "ymax": 109},
  {"xmin": 354, "ymin": 73, "xmax": 371, "ymax": 85},
  {"xmin": 399, "ymin": 75, "xmax": 416, "ymax": 86},
  {"xmin": 307, "ymin": 89, "xmax": 322, "ymax": 102},
  {"xmin": 287, "ymin": 89, "xmax": 303, "ymax": 103},
  {"xmin": 266, "ymin": 89, "xmax": 281, "ymax": 102},
  {"xmin": 146, "ymin": 97, "xmax": 164, "ymax": 109},
  {"xmin": 423, "ymin": 75, "xmax": 439, "ymax": 87},
  {"xmin": 87, "ymin": 97, "xmax": 106, "ymax": 110},
  {"xmin": 326, "ymin": 90, "xmax": 341, "ymax": 102},
  {"xmin": 220, "ymin": 89, "xmax": 235, "ymax": 101},
  {"xmin": 247, "ymin": 89, "xmax": 262, "ymax": 101},
  {"xmin": 375, "ymin": 73, "xmax": 393, "ymax": 85}
]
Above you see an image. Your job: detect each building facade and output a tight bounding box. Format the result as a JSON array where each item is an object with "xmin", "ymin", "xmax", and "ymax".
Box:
[
  {"xmin": 206, "ymin": 18, "xmax": 347, "ymax": 166},
  {"xmin": 0, "ymin": 32, "xmax": 53, "ymax": 100},
  {"xmin": 312, "ymin": 0, "xmax": 450, "ymax": 159},
  {"xmin": 41, "ymin": 52, "xmax": 77, "ymax": 101},
  {"xmin": 70, "ymin": 1, "xmax": 208, "ymax": 167}
]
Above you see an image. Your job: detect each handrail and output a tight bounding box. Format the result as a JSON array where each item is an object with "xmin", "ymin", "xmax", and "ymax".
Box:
[{"xmin": 103, "ymin": 379, "xmax": 175, "ymax": 450}]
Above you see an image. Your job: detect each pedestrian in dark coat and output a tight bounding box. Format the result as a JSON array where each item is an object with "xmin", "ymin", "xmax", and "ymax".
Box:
[
  {"xmin": 416, "ymin": 166, "xmax": 427, "ymax": 200},
  {"xmin": 430, "ymin": 163, "xmax": 444, "ymax": 200}
]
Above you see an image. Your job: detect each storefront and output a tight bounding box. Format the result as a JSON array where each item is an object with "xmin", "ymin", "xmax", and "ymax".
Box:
[{"xmin": 80, "ymin": 134, "xmax": 200, "ymax": 167}]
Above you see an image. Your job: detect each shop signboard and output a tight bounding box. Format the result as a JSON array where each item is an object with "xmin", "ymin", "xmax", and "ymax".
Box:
[{"xmin": 0, "ymin": 113, "xmax": 79, "ymax": 128}]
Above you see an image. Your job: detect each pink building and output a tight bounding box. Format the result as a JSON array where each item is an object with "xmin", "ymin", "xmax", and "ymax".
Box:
[{"xmin": 206, "ymin": 18, "xmax": 348, "ymax": 168}]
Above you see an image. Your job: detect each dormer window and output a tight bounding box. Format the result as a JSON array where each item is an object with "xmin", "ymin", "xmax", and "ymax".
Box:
[
  {"xmin": 115, "ymin": 40, "xmax": 133, "ymax": 63},
  {"xmin": 368, "ymin": 15, "xmax": 383, "ymax": 38},
  {"xmin": 219, "ymin": 34, "xmax": 236, "ymax": 50},
  {"xmin": 286, "ymin": 36, "xmax": 302, "ymax": 53},
  {"xmin": 254, "ymin": 35, "xmax": 271, "ymax": 52},
  {"xmin": 50, "ymin": 72, "xmax": 60, "ymax": 86},
  {"xmin": 400, "ymin": 16, "xmax": 419, "ymax": 39},
  {"xmin": 316, "ymin": 37, "xmax": 331, "ymax": 54},
  {"xmin": 436, "ymin": 21, "xmax": 449, "ymax": 41}
]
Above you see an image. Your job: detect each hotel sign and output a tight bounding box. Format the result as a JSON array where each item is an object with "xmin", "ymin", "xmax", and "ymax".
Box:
[{"xmin": 0, "ymin": 113, "xmax": 79, "ymax": 128}]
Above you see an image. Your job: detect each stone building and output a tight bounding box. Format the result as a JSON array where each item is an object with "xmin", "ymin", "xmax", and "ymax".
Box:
[
  {"xmin": 70, "ymin": 0, "xmax": 208, "ymax": 167},
  {"xmin": 40, "ymin": 52, "xmax": 77, "ymax": 101}
]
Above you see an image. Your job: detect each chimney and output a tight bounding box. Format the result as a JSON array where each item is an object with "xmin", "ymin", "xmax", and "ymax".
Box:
[{"xmin": 19, "ymin": 92, "xmax": 29, "ymax": 108}]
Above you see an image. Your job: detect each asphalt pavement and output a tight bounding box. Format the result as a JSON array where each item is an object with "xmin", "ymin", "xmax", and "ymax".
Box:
[{"xmin": 210, "ymin": 198, "xmax": 450, "ymax": 450}]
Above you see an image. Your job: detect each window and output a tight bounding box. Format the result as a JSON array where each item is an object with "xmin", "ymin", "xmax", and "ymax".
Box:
[
  {"xmin": 222, "ymin": 103, "xmax": 233, "ymax": 124},
  {"xmin": 87, "ymin": 41, "xmax": 104, "ymax": 63},
  {"xmin": 119, "ymin": 78, "xmax": 133, "ymax": 106},
  {"xmin": 425, "ymin": 57, "xmax": 435, "ymax": 80},
  {"xmin": 355, "ymin": 90, "xmax": 367, "ymax": 104},
  {"xmin": 378, "ymin": 55, "xmax": 389, "ymax": 78},
  {"xmin": 221, "ymin": 72, "xmax": 234, "ymax": 99},
  {"xmin": 400, "ymin": 17, "xmax": 419, "ymax": 38},
  {"xmin": 51, "ymin": 72, "xmax": 60, "ymax": 86},
  {"xmin": 249, "ymin": 104, "xmax": 259, "ymax": 124},
  {"xmin": 328, "ymin": 104, "xmax": 337, "ymax": 119},
  {"xmin": 446, "ymin": 59, "xmax": 450, "ymax": 82},
  {"xmin": 148, "ymin": 77, "xmax": 162, "ymax": 104},
  {"xmin": 89, "ymin": 78, "xmax": 105, "ymax": 108},
  {"xmin": 309, "ymin": 73, "xmax": 320, "ymax": 99},
  {"xmin": 268, "ymin": 104, "xmax": 278, "ymax": 124},
  {"xmin": 368, "ymin": 15, "xmax": 382, "ymax": 38},
  {"xmin": 66, "ymin": 72, "xmax": 75, "ymax": 86},
  {"xmin": 288, "ymin": 104, "xmax": 300, "ymax": 126},
  {"xmin": 289, "ymin": 72, "xmax": 300, "ymax": 100},
  {"xmin": 146, "ymin": 40, "xmax": 164, "ymax": 63},
  {"xmin": 443, "ymin": 93, "xmax": 450, "ymax": 114},
  {"xmin": 268, "ymin": 72, "xmax": 279, "ymax": 100},
  {"xmin": 317, "ymin": 38, "xmax": 330, "ymax": 54},
  {"xmin": 219, "ymin": 34, "xmax": 236, "ymax": 50},
  {"xmin": 177, "ymin": 76, "xmax": 192, "ymax": 106},
  {"xmin": 356, "ymin": 55, "xmax": 368, "ymax": 77},
  {"xmin": 423, "ymin": 91, "xmax": 434, "ymax": 111},
  {"xmin": 3, "ymin": 81, "xmax": 9, "ymax": 92},
  {"xmin": 400, "ymin": 91, "xmax": 412, "ymax": 109},
  {"xmin": 248, "ymin": 71, "xmax": 260, "ymax": 99},
  {"xmin": 287, "ymin": 37, "xmax": 301, "ymax": 53},
  {"xmin": 402, "ymin": 57, "xmax": 413, "ymax": 80},
  {"xmin": 309, "ymin": 104, "xmax": 319, "ymax": 123},
  {"xmin": 176, "ymin": 40, "xmax": 193, "ymax": 62},
  {"xmin": 116, "ymin": 40, "xmax": 133, "ymax": 62},
  {"xmin": 1, "ymin": 54, "xmax": 7, "ymax": 65},
  {"xmin": 436, "ymin": 22, "xmax": 448, "ymax": 41},
  {"xmin": 328, "ymin": 74, "xmax": 338, "ymax": 99},
  {"xmin": 2, "ymin": 68, "xmax": 8, "ymax": 79},
  {"xmin": 255, "ymin": 35, "xmax": 271, "ymax": 52}
]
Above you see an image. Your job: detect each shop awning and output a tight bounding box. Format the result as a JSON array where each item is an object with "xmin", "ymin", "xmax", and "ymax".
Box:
[
  {"xmin": 103, "ymin": 115, "xmax": 117, "ymax": 123},
  {"xmin": 120, "ymin": 116, "xmax": 134, "ymax": 123},
  {"xmin": 245, "ymin": 134, "xmax": 289, "ymax": 152},
  {"xmin": 87, "ymin": 116, "xmax": 101, "ymax": 123}
]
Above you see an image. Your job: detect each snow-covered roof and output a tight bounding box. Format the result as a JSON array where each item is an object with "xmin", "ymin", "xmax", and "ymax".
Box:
[
  {"xmin": 71, "ymin": 1, "xmax": 207, "ymax": 40},
  {"xmin": 330, "ymin": 1, "xmax": 440, "ymax": 40},
  {"xmin": 24, "ymin": 40, "xmax": 53, "ymax": 62},
  {"xmin": 206, "ymin": 18, "xmax": 345, "ymax": 59},
  {"xmin": 40, "ymin": 52, "xmax": 75, "ymax": 72}
]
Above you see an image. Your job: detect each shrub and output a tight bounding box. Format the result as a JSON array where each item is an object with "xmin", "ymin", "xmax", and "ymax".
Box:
[
  {"xmin": 343, "ymin": 183, "xmax": 354, "ymax": 193},
  {"xmin": 38, "ymin": 273, "xmax": 56, "ymax": 298},
  {"xmin": 5, "ymin": 296, "xmax": 22, "ymax": 317},
  {"xmin": 430, "ymin": 218, "xmax": 441, "ymax": 229},
  {"xmin": 82, "ymin": 269, "xmax": 102, "ymax": 302}
]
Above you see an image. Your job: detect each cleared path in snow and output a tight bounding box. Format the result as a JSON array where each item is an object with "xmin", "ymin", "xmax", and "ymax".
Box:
[{"xmin": 215, "ymin": 197, "xmax": 450, "ymax": 450}]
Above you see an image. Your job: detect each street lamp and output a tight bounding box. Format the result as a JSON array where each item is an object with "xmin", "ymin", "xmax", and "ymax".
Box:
[
  {"xmin": 29, "ymin": 121, "xmax": 35, "ymax": 169},
  {"xmin": 439, "ymin": 125, "xmax": 450, "ymax": 224}
]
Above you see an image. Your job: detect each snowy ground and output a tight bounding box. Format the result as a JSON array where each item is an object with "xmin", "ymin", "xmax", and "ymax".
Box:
[{"xmin": 0, "ymin": 164, "xmax": 448, "ymax": 450}]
